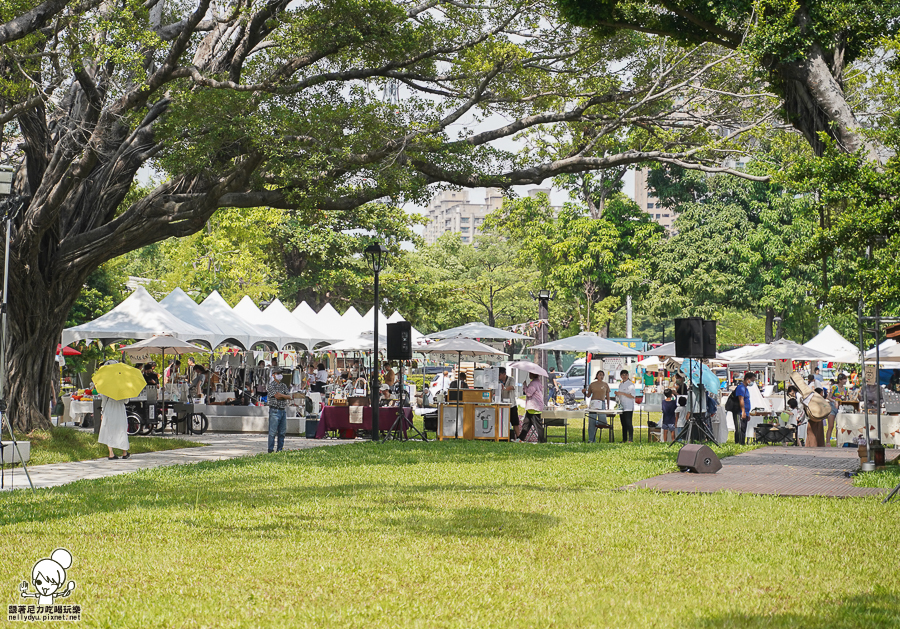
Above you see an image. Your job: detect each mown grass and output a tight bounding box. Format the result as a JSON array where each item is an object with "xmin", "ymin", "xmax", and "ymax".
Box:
[
  {"xmin": 1, "ymin": 439, "xmax": 898, "ymax": 628},
  {"xmin": 2, "ymin": 426, "xmax": 201, "ymax": 467}
]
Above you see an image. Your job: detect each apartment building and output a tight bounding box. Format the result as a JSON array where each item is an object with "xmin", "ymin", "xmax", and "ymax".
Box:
[
  {"xmin": 423, "ymin": 188, "xmax": 552, "ymax": 244},
  {"xmin": 633, "ymin": 168, "xmax": 675, "ymax": 231}
]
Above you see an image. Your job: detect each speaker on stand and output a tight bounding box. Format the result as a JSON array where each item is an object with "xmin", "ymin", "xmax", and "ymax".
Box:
[
  {"xmin": 384, "ymin": 322, "xmax": 426, "ymax": 441},
  {"xmin": 672, "ymin": 317, "xmax": 718, "ymax": 446}
]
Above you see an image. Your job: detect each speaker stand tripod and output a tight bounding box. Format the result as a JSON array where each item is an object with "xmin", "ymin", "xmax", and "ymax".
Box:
[
  {"xmin": 669, "ymin": 359, "xmax": 717, "ymax": 447},
  {"xmin": 383, "ymin": 360, "xmax": 427, "ymax": 442}
]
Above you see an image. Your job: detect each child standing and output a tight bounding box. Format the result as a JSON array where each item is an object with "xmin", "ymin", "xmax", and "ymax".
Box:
[
  {"xmin": 660, "ymin": 389, "xmax": 677, "ymax": 443},
  {"xmin": 674, "ymin": 396, "xmax": 689, "ymax": 441}
]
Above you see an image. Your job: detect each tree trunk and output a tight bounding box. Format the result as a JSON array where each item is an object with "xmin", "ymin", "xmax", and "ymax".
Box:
[
  {"xmin": 764, "ymin": 307, "xmax": 775, "ymax": 343},
  {"xmin": 775, "ymin": 313, "xmax": 785, "ymax": 341},
  {"xmin": 5, "ymin": 258, "xmax": 86, "ymax": 432}
]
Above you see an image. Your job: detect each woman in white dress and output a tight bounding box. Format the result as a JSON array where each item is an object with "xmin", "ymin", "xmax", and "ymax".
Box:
[{"xmin": 98, "ymin": 394, "xmax": 130, "ymax": 460}]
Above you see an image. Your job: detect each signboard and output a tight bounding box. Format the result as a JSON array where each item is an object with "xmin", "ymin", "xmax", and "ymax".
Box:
[
  {"xmin": 774, "ymin": 359, "xmax": 792, "ymax": 382},
  {"xmin": 607, "ymin": 338, "xmax": 645, "ymax": 352}
]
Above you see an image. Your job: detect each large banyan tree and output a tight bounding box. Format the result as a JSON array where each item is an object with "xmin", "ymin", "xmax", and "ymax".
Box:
[{"xmin": 0, "ymin": 0, "xmax": 768, "ymax": 430}]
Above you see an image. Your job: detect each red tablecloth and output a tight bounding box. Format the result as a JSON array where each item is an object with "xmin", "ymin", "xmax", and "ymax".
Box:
[{"xmin": 315, "ymin": 406, "xmax": 413, "ymax": 439}]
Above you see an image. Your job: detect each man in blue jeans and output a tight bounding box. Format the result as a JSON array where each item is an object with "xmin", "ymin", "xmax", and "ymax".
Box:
[{"xmin": 266, "ymin": 368, "xmax": 292, "ymax": 452}]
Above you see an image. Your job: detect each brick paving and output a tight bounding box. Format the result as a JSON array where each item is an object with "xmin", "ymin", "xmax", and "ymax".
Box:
[{"xmin": 624, "ymin": 446, "xmax": 900, "ymax": 498}]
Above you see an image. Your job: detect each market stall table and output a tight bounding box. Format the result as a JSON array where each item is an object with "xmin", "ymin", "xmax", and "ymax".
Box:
[
  {"xmin": 582, "ymin": 408, "xmax": 622, "ymax": 443},
  {"xmin": 64, "ymin": 397, "xmax": 95, "ymax": 425},
  {"xmin": 315, "ymin": 405, "xmax": 412, "ymax": 439},
  {"xmin": 836, "ymin": 412, "xmax": 900, "ymax": 446}
]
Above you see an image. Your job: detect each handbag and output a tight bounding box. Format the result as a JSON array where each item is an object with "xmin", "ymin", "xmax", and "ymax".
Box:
[{"xmin": 524, "ymin": 426, "xmax": 539, "ymax": 443}]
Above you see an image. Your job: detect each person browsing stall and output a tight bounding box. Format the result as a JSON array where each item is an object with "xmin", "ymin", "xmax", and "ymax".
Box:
[
  {"xmin": 584, "ymin": 370, "xmax": 611, "ymax": 443},
  {"xmin": 660, "ymin": 389, "xmax": 677, "ymax": 443},
  {"xmin": 733, "ymin": 372, "xmax": 756, "ymax": 445},
  {"xmin": 383, "ymin": 362, "xmax": 396, "ymax": 387},
  {"xmin": 266, "ymin": 368, "xmax": 292, "ymax": 453},
  {"xmin": 142, "ymin": 362, "xmax": 159, "ymax": 387},
  {"xmin": 615, "ymin": 369, "xmax": 636, "ymax": 443},
  {"xmin": 519, "ymin": 372, "xmax": 544, "ymax": 441},
  {"xmin": 497, "ymin": 367, "xmax": 521, "ymax": 439}
]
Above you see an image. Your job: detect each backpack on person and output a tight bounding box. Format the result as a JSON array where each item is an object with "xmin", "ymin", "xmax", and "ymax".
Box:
[{"xmin": 724, "ymin": 390, "xmax": 742, "ymax": 414}]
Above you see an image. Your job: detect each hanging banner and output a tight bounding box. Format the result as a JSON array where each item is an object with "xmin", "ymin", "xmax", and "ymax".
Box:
[{"xmin": 774, "ymin": 360, "xmax": 792, "ymax": 382}]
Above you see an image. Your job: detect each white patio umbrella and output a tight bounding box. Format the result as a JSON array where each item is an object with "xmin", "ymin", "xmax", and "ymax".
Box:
[
  {"xmin": 643, "ymin": 341, "xmax": 677, "ymax": 357},
  {"xmin": 418, "ymin": 337, "xmax": 508, "ymax": 438},
  {"xmin": 428, "ymin": 322, "xmax": 532, "ymax": 341},
  {"xmin": 529, "ymin": 331, "xmax": 641, "ymax": 355},
  {"xmin": 530, "ymin": 332, "xmax": 640, "ymax": 398},
  {"xmin": 119, "ymin": 335, "xmax": 209, "ymax": 414},
  {"xmin": 507, "ymin": 360, "xmax": 548, "ymax": 377},
  {"xmin": 732, "ymin": 339, "xmax": 834, "ymax": 362}
]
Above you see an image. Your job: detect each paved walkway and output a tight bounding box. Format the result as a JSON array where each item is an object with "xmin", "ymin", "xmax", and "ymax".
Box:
[
  {"xmin": 1, "ymin": 434, "xmax": 354, "ymax": 492},
  {"xmin": 624, "ymin": 446, "xmax": 899, "ymax": 497}
]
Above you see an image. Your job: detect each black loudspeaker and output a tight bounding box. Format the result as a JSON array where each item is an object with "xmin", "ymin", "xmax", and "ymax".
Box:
[
  {"xmin": 674, "ymin": 317, "xmax": 703, "ymax": 358},
  {"xmin": 674, "ymin": 318, "xmax": 717, "ymax": 358},
  {"xmin": 676, "ymin": 444, "xmax": 722, "ymax": 474},
  {"xmin": 702, "ymin": 320, "xmax": 717, "ymax": 358},
  {"xmin": 386, "ymin": 321, "xmax": 412, "ymax": 360}
]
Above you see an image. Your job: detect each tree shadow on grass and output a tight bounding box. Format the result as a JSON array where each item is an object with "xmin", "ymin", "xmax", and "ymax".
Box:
[{"xmin": 691, "ymin": 589, "xmax": 900, "ymax": 629}]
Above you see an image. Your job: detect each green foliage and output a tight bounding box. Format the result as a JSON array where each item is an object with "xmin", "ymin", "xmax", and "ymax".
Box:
[
  {"xmin": 778, "ymin": 141, "xmax": 900, "ymax": 311},
  {"xmin": 485, "ymin": 191, "xmax": 663, "ymax": 333},
  {"xmin": 65, "ymin": 260, "xmax": 128, "ymax": 328},
  {"xmin": 641, "ymin": 165, "xmax": 816, "ymax": 339}
]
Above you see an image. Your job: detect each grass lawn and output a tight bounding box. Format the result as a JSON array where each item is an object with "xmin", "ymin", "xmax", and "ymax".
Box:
[
  {"xmin": 2, "ymin": 427, "xmax": 201, "ymax": 467},
  {"xmin": 2, "ymin": 439, "xmax": 899, "ymax": 628}
]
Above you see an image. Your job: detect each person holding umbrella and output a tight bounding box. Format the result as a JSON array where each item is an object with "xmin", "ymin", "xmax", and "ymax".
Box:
[
  {"xmin": 92, "ymin": 361, "xmax": 146, "ymax": 460},
  {"xmin": 520, "ymin": 372, "xmax": 545, "ymax": 442}
]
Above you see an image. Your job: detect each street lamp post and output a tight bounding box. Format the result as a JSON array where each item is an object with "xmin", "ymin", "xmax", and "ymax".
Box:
[
  {"xmin": 364, "ymin": 242, "xmax": 388, "ymax": 441},
  {"xmin": 531, "ymin": 289, "xmax": 553, "ymax": 400}
]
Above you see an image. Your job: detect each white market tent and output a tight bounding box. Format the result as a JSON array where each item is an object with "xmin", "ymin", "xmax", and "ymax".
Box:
[
  {"xmin": 198, "ymin": 290, "xmax": 283, "ymax": 350},
  {"xmin": 386, "ymin": 311, "xmax": 404, "ymax": 323},
  {"xmin": 803, "ymin": 325, "xmax": 860, "ymax": 364},
  {"xmin": 359, "ymin": 306, "xmax": 389, "ymax": 335},
  {"xmin": 160, "ymin": 288, "xmax": 248, "ymax": 350},
  {"xmin": 341, "ymin": 306, "xmax": 365, "ymax": 335},
  {"xmin": 232, "ymin": 295, "xmax": 293, "ymax": 349},
  {"xmin": 317, "ymin": 303, "xmax": 343, "ymax": 329},
  {"xmin": 292, "ymin": 301, "xmax": 318, "ymax": 324},
  {"xmin": 864, "ymin": 339, "xmax": 900, "ymax": 364},
  {"xmin": 62, "ymin": 286, "xmax": 211, "ymax": 347},
  {"xmin": 262, "ymin": 299, "xmax": 333, "ymax": 350}
]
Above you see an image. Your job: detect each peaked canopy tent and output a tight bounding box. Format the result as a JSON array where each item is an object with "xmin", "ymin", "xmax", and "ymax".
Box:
[
  {"xmin": 340, "ymin": 306, "xmax": 365, "ymax": 335},
  {"xmin": 261, "ymin": 299, "xmax": 334, "ymax": 351},
  {"xmin": 160, "ymin": 288, "xmax": 250, "ymax": 350},
  {"xmin": 317, "ymin": 303, "xmax": 344, "ymax": 330},
  {"xmin": 359, "ymin": 306, "xmax": 389, "ymax": 335},
  {"xmin": 62, "ymin": 286, "xmax": 211, "ymax": 348},
  {"xmin": 292, "ymin": 301, "xmax": 318, "ymax": 323},
  {"xmin": 386, "ymin": 311, "xmax": 405, "ymax": 323},
  {"xmin": 232, "ymin": 296, "xmax": 293, "ymax": 350},
  {"xmin": 803, "ymin": 325, "xmax": 861, "ymax": 364},
  {"xmin": 198, "ymin": 291, "xmax": 284, "ymax": 350}
]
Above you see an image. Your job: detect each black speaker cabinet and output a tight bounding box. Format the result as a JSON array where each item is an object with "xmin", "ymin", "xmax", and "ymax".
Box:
[
  {"xmin": 674, "ymin": 317, "xmax": 716, "ymax": 358},
  {"xmin": 386, "ymin": 321, "xmax": 412, "ymax": 360},
  {"xmin": 702, "ymin": 320, "xmax": 717, "ymax": 358},
  {"xmin": 676, "ymin": 444, "xmax": 722, "ymax": 474}
]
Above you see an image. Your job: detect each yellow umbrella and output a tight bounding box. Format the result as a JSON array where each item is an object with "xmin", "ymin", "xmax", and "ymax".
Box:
[{"xmin": 92, "ymin": 363, "xmax": 147, "ymax": 401}]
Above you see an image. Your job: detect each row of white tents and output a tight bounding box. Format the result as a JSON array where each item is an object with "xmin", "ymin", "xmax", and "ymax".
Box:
[{"xmin": 61, "ymin": 286, "xmax": 422, "ymax": 352}]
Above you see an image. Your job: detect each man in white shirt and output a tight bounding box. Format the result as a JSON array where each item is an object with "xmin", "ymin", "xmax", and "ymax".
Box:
[{"xmin": 615, "ymin": 369, "xmax": 636, "ymax": 443}]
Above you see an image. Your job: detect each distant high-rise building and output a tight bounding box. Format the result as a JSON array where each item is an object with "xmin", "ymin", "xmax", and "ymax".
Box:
[
  {"xmin": 634, "ymin": 168, "xmax": 675, "ymax": 231},
  {"xmin": 423, "ymin": 188, "xmax": 506, "ymax": 244}
]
